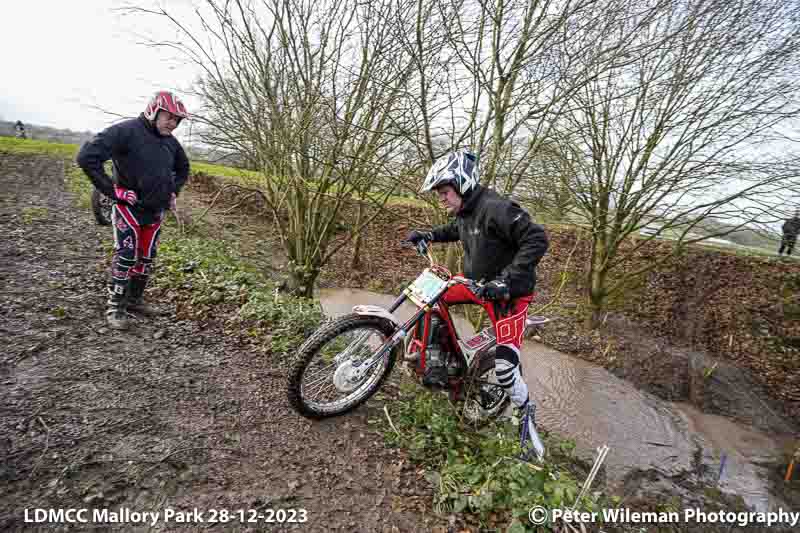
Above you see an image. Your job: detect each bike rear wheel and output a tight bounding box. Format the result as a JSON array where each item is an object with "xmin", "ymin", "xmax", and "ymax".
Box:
[
  {"xmin": 287, "ymin": 314, "xmax": 398, "ymax": 419},
  {"xmin": 91, "ymin": 188, "xmax": 113, "ymax": 226},
  {"xmin": 461, "ymin": 348, "xmax": 509, "ymax": 426}
]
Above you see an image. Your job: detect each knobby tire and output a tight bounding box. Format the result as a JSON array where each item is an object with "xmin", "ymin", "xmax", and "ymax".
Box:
[{"xmin": 287, "ymin": 314, "xmax": 398, "ymax": 419}]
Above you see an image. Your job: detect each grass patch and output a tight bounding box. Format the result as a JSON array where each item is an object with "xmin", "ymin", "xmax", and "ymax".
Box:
[
  {"xmin": 192, "ymin": 160, "xmax": 264, "ymax": 184},
  {"xmin": 376, "ymin": 382, "xmax": 602, "ymax": 531},
  {"xmin": 50, "ymin": 306, "xmax": 68, "ymax": 319},
  {"xmin": 21, "ymin": 206, "xmax": 49, "ymax": 224},
  {"xmin": 0, "ymin": 136, "xmax": 78, "ymax": 158},
  {"xmin": 155, "ymin": 234, "xmax": 324, "ymax": 357},
  {"xmin": 65, "ymin": 163, "xmax": 93, "ymax": 209},
  {"xmin": 1, "ymin": 135, "xmax": 264, "ymax": 182}
]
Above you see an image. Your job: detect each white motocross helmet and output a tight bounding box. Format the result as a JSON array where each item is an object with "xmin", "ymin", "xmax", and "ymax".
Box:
[{"xmin": 421, "ymin": 149, "xmax": 480, "ymax": 196}]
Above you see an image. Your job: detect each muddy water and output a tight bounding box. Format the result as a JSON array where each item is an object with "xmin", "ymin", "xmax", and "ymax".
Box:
[{"xmin": 319, "ymin": 288, "xmax": 795, "ymax": 511}]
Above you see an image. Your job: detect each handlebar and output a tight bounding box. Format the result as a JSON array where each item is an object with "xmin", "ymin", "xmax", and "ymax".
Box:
[
  {"xmin": 401, "ymin": 238, "xmax": 435, "ymax": 265},
  {"xmin": 402, "ymin": 239, "xmax": 489, "ymax": 296},
  {"xmin": 451, "ymin": 275, "xmax": 484, "ymax": 294}
]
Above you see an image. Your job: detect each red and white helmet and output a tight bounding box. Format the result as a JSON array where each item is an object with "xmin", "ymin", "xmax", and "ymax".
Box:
[{"xmin": 143, "ymin": 91, "xmax": 189, "ymax": 122}]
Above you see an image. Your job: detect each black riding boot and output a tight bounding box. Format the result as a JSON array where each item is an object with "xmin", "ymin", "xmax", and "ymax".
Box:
[
  {"xmin": 127, "ymin": 276, "xmax": 158, "ymax": 316},
  {"xmin": 106, "ymin": 280, "xmax": 129, "ymax": 330}
]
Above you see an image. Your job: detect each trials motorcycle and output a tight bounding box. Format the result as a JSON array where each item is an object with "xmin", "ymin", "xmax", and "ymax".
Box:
[{"xmin": 287, "ymin": 241, "xmax": 549, "ymax": 459}]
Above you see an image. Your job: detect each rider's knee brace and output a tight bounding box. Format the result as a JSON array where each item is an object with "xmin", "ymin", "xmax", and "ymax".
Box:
[{"xmin": 495, "ymin": 344, "xmax": 529, "ymax": 407}]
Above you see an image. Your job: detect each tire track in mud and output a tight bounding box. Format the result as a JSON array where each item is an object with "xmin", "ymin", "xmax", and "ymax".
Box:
[{"xmin": 0, "ymin": 153, "xmax": 444, "ymax": 532}]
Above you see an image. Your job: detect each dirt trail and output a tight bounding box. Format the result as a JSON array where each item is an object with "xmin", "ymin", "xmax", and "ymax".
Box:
[{"xmin": 0, "ymin": 153, "xmax": 443, "ymax": 532}]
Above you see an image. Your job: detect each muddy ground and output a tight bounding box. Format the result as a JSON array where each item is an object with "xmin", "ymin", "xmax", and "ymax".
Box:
[{"xmin": 0, "ymin": 153, "xmax": 448, "ymax": 532}]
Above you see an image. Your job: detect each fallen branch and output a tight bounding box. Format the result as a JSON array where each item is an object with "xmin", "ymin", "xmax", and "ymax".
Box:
[
  {"xmin": 570, "ymin": 444, "xmax": 609, "ymax": 512},
  {"xmin": 194, "ymin": 185, "xmax": 232, "ymax": 224},
  {"xmin": 29, "ymin": 416, "xmax": 51, "ymax": 478},
  {"xmin": 219, "ymin": 192, "xmax": 260, "ymax": 215},
  {"xmin": 383, "ymin": 405, "xmax": 401, "ymax": 437},
  {"xmin": 559, "ymin": 521, "xmax": 587, "ymax": 533}
]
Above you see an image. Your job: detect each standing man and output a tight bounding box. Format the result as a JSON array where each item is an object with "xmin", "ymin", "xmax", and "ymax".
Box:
[
  {"xmin": 779, "ymin": 211, "xmax": 800, "ymax": 257},
  {"xmin": 77, "ymin": 91, "xmax": 190, "ymax": 329},
  {"xmin": 406, "ymin": 149, "xmax": 549, "ymax": 461}
]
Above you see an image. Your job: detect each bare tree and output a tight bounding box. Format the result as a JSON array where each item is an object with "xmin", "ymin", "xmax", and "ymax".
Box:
[
  {"xmin": 555, "ymin": 0, "xmax": 800, "ymax": 325},
  {"xmin": 395, "ymin": 0, "xmax": 658, "ymax": 192},
  {"xmin": 383, "ymin": 0, "xmax": 668, "ymax": 285},
  {"xmin": 377, "ymin": 0, "xmax": 642, "ymax": 282},
  {"xmin": 491, "ymin": 135, "xmax": 584, "ymax": 222},
  {"xmin": 129, "ymin": 0, "xmax": 422, "ymax": 296}
]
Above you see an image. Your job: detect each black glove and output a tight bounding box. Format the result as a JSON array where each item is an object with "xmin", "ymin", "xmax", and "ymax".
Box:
[
  {"xmin": 406, "ymin": 230, "xmax": 433, "ymax": 245},
  {"xmin": 479, "ymin": 279, "xmax": 510, "ymax": 301}
]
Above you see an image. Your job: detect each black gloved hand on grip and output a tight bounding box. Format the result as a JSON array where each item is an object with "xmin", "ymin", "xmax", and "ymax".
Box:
[
  {"xmin": 479, "ymin": 279, "xmax": 510, "ymax": 301},
  {"xmin": 405, "ymin": 230, "xmax": 433, "ymax": 245}
]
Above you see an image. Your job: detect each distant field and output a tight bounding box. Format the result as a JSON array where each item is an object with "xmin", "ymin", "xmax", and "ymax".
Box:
[
  {"xmin": 191, "ymin": 161, "xmax": 263, "ymax": 183},
  {"xmin": 0, "ymin": 135, "xmax": 428, "ymax": 208},
  {"xmin": 0, "ymin": 136, "xmax": 259, "ymax": 182},
  {"xmin": 0, "ymin": 137, "xmax": 79, "ymax": 158},
  {"xmin": 636, "ymin": 225, "xmax": 782, "ymax": 258},
  {"xmin": 1, "ymin": 135, "xmax": 789, "ymax": 257}
]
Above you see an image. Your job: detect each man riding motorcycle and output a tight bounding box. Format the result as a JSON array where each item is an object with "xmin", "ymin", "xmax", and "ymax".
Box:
[
  {"xmin": 406, "ymin": 149, "xmax": 549, "ymax": 460},
  {"xmin": 14, "ymin": 120, "xmax": 27, "ymax": 139}
]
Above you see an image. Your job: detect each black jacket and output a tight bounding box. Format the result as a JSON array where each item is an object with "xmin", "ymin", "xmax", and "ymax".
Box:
[
  {"xmin": 431, "ymin": 186, "xmax": 548, "ymax": 297},
  {"xmin": 77, "ymin": 115, "xmax": 190, "ymax": 217},
  {"xmin": 783, "ymin": 217, "xmax": 800, "ymax": 238}
]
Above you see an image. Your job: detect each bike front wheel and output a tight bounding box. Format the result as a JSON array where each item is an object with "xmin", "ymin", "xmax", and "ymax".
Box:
[{"xmin": 287, "ymin": 314, "xmax": 398, "ymax": 419}]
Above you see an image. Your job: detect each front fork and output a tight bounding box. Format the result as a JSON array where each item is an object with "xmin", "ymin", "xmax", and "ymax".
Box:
[{"xmin": 344, "ymin": 294, "xmax": 425, "ymax": 380}]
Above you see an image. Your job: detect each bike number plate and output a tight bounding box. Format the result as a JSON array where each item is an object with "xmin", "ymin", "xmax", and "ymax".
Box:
[{"xmin": 405, "ymin": 269, "xmax": 448, "ymax": 307}]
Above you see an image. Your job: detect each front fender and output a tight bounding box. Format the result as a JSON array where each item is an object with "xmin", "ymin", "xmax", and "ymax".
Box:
[{"xmin": 352, "ymin": 305, "xmax": 401, "ymax": 328}]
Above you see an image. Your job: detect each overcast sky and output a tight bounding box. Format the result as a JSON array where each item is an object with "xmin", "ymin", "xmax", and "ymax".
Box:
[
  {"xmin": 0, "ymin": 1, "xmax": 201, "ymax": 140},
  {"xmin": 2, "ymin": 1, "xmax": 797, "ymax": 227}
]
